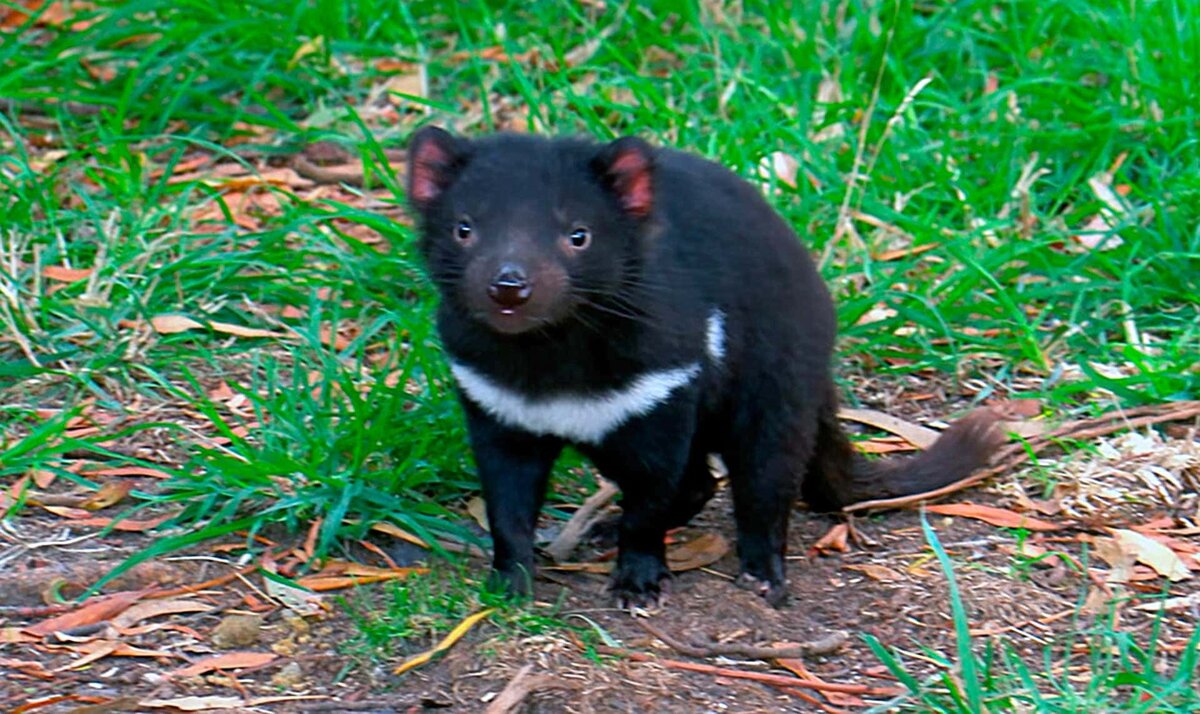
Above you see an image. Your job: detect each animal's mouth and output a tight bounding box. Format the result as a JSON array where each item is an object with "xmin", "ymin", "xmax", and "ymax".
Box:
[{"xmin": 481, "ymin": 306, "xmax": 544, "ymax": 335}]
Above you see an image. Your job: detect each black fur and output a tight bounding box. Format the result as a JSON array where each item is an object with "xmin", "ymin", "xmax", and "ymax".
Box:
[{"xmin": 406, "ymin": 128, "xmax": 1001, "ymax": 608}]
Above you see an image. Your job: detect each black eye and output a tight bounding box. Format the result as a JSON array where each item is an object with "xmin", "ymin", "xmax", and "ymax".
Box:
[
  {"xmin": 568, "ymin": 227, "xmax": 591, "ymax": 250},
  {"xmin": 455, "ymin": 220, "xmax": 472, "ymax": 243}
]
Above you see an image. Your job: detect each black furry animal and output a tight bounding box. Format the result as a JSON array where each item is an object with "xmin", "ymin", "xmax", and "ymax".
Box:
[{"xmin": 406, "ymin": 127, "xmax": 1000, "ymax": 607}]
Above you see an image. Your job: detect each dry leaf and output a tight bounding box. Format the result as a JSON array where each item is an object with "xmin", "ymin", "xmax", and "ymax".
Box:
[
  {"xmin": 83, "ymin": 466, "xmax": 173, "ymax": 479},
  {"xmin": 42, "ymin": 265, "xmax": 93, "ymax": 282},
  {"xmin": 149, "ymin": 314, "xmax": 204, "ymax": 334},
  {"xmin": 666, "ymin": 533, "xmax": 729, "ymax": 572},
  {"xmin": 25, "ymin": 591, "xmax": 145, "ymax": 636},
  {"xmin": 924, "ymin": 503, "xmax": 1061, "ymax": 531},
  {"xmin": 837, "ymin": 408, "xmax": 940, "ymax": 449},
  {"xmin": 855, "ymin": 437, "xmax": 918, "ymax": 454},
  {"xmin": 1134, "ymin": 592, "xmax": 1200, "ymax": 613},
  {"xmin": 844, "ymin": 563, "xmax": 903, "ymax": 583},
  {"xmin": 1112, "ymin": 528, "xmax": 1191, "ymax": 582},
  {"xmin": 141, "ymin": 696, "xmax": 245, "ymax": 711},
  {"xmin": 80, "ymin": 481, "xmax": 134, "ymax": 510},
  {"xmin": 776, "ymin": 656, "xmax": 865, "ymax": 707},
  {"xmin": 467, "ymin": 496, "xmax": 489, "ymax": 532},
  {"xmin": 370, "ymin": 521, "xmax": 430, "ymax": 548},
  {"xmin": 113, "ymin": 599, "xmax": 212, "ymax": 629},
  {"xmin": 811, "ymin": 523, "xmax": 850, "ymax": 554},
  {"xmin": 756, "ymin": 151, "xmax": 799, "ymax": 194},
  {"xmin": 170, "ymin": 652, "xmax": 277, "ymax": 678},
  {"xmin": 394, "ymin": 608, "xmax": 495, "ymax": 675},
  {"xmin": 145, "ymin": 314, "xmax": 287, "ymax": 339}
]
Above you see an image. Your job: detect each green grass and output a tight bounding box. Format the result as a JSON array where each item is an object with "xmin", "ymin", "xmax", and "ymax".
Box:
[
  {"xmin": 865, "ymin": 514, "xmax": 1200, "ymax": 713},
  {"xmin": 1, "ymin": 0, "xmax": 1198, "ymax": 695},
  {"xmin": 338, "ymin": 565, "xmax": 602, "ymax": 671}
]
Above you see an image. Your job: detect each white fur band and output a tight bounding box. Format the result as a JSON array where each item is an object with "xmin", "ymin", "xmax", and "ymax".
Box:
[{"xmin": 450, "ymin": 361, "xmax": 701, "ymax": 444}]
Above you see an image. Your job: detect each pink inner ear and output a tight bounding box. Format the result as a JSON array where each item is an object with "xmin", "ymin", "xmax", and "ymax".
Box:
[
  {"xmin": 610, "ymin": 150, "xmax": 653, "ymax": 217},
  {"xmin": 410, "ymin": 140, "xmax": 450, "ymax": 205}
]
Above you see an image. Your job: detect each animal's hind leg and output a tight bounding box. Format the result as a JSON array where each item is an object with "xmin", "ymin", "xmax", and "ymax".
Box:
[{"xmin": 725, "ymin": 407, "xmax": 817, "ymax": 607}]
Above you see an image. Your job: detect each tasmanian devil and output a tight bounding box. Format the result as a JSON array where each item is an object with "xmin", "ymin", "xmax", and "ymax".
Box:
[{"xmin": 405, "ymin": 127, "xmax": 1001, "ymax": 608}]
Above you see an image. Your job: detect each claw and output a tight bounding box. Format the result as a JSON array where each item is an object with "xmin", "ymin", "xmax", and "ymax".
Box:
[{"xmin": 735, "ymin": 572, "xmax": 789, "ymax": 607}]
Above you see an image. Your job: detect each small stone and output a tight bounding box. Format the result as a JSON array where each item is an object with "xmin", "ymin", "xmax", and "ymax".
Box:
[
  {"xmin": 271, "ymin": 661, "xmax": 305, "ymax": 690},
  {"xmin": 271, "ymin": 636, "xmax": 300, "ymax": 657},
  {"xmin": 211, "ymin": 614, "xmax": 264, "ymax": 649}
]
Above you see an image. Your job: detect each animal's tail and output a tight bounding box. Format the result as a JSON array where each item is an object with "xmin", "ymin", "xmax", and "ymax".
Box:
[{"xmin": 801, "ymin": 401, "xmax": 1003, "ymax": 512}]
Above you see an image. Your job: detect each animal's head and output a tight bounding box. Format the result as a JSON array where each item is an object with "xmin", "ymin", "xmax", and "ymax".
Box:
[{"xmin": 406, "ymin": 126, "xmax": 656, "ymax": 336}]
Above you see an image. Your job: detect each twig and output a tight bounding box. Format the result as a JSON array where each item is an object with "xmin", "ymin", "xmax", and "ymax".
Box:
[
  {"xmin": 148, "ymin": 562, "xmax": 259, "ymax": 599},
  {"xmin": 545, "ymin": 478, "xmax": 619, "ymax": 562},
  {"xmin": 843, "ymin": 400, "xmax": 1200, "ymax": 512},
  {"xmin": 483, "ymin": 664, "xmax": 566, "ymax": 713},
  {"xmin": 603, "ymin": 647, "xmax": 903, "ymax": 697},
  {"xmin": 778, "ymin": 687, "xmax": 853, "ymax": 714},
  {"xmin": 637, "ymin": 619, "xmax": 848, "ymax": 660}
]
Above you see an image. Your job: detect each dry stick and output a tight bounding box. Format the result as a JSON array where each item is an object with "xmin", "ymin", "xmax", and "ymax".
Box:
[
  {"xmin": 777, "ymin": 688, "xmax": 853, "ymax": 714},
  {"xmin": 606, "ymin": 648, "xmax": 904, "ymax": 697},
  {"xmin": 637, "ymin": 619, "xmax": 848, "ymax": 661},
  {"xmin": 291, "ymin": 149, "xmax": 408, "ymax": 187},
  {"xmin": 483, "ymin": 664, "xmax": 566, "ymax": 714},
  {"xmin": 147, "ymin": 563, "xmax": 259, "ymax": 599},
  {"xmin": 843, "ymin": 401, "xmax": 1200, "ymax": 512},
  {"xmin": 545, "ymin": 479, "xmax": 620, "ymax": 562}
]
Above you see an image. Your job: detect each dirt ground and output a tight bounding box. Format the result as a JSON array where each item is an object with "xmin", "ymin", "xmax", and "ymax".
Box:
[{"xmin": 3, "ymin": 385, "xmax": 1199, "ymax": 713}]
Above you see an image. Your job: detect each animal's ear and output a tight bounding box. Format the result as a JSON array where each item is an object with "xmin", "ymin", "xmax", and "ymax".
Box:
[
  {"xmin": 407, "ymin": 126, "xmax": 467, "ymax": 209},
  {"xmin": 592, "ymin": 136, "xmax": 655, "ymax": 218}
]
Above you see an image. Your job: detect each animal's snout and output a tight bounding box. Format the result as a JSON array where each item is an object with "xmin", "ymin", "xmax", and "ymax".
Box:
[{"xmin": 487, "ymin": 263, "xmax": 532, "ymax": 308}]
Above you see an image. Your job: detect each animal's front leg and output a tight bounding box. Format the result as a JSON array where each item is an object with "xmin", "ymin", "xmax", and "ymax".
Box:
[
  {"xmin": 462, "ymin": 401, "xmax": 563, "ymax": 596},
  {"xmin": 590, "ymin": 397, "xmax": 697, "ymax": 609}
]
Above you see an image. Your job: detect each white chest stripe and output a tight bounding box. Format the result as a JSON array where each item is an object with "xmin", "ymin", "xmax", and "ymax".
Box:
[
  {"xmin": 706, "ymin": 308, "xmax": 726, "ymax": 364},
  {"xmin": 450, "ymin": 361, "xmax": 701, "ymax": 444}
]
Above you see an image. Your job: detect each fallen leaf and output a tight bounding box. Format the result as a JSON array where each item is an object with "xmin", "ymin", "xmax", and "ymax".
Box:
[
  {"xmin": 142, "ymin": 315, "xmax": 288, "ymax": 339},
  {"xmin": 844, "ymin": 563, "xmax": 903, "ymax": 583},
  {"xmin": 1093, "ymin": 536, "xmax": 1137, "ymax": 584},
  {"xmin": 83, "ymin": 466, "xmax": 174, "ymax": 479},
  {"xmin": 992, "ymin": 398, "xmax": 1042, "ymax": 419},
  {"xmin": 296, "ymin": 566, "xmax": 427, "ymax": 591},
  {"xmin": 1134, "ymin": 592, "xmax": 1200, "ymax": 612},
  {"xmin": 370, "ymin": 521, "xmax": 430, "ymax": 548},
  {"xmin": 873, "ymin": 242, "xmax": 940, "ymax": 262},
  {"xmin": 25, "ymin": 591, "xmax": 145, "ymax": 636},
  {"xmin": 924, "ymin": 503, "xmax": 1061, "ymax": 531},
  {"xmin": 2, "ymin": 627, "xmax": 38, "ymax": 643},
  {"xmin": 149, "ymin": 314, "xmax": 204, "ymax": 334},
  {"xmin": 855, "ymin": 437, "xmax": 918, "ymax": 454},
  {"xmin": 208, "ymin": 320, "xmax": 289, "ymax": 339},
  {"xmin": 0, "ymin": 658, "xmax": 52, "ymax": 679},
  {"xmin": 42, "ymin": 265, "xmax": 93, "ymax": 282},
  {"xmin": 666, "ymin": 533, "xmax": 729, "ymax": 572},
  {"xmin": 756, "ymin": 151, "xmax": 799, "ymax": 194},
  {"xmin": 56, "ymin": 640, "xmax": 121, "ymax": 671},
  {"xmin": 113, "ymin": 599, "xmax": 212, "ymax": 629},
  {"xmin": 1112, "ymin": 528, "xmax": 1191, "ymax": 582},
  {"xmin": 467, "ymin": 496, "xmax": 489, "ymax": 531},
  {"xmin": 71, "ymin": 514, "xmax": 174, "ymax": 532},
  {"xmin": 811, "ymin": 523, "xmax": 850, "ymax": 554},
  {"xmin": 776, "ymin": 656, "xmax": 865, "ymax": 707},
  {"xmin": 80, "ymin": 481, "xmax": 133, "ymax": 510},
  {"xmin": 170, "ymin": 652, "xmax": 277, "ymax": 678},
  {"xmin": 837, "ymin": 408, "xmax": 940, "ymax": 449},
  {"xmin": 394, "ymin": 608, "xmax": 495, "ymax": 675},
  {"xmin": 141, "ymin": 696, "xmax": 245, "ymax": 711}
]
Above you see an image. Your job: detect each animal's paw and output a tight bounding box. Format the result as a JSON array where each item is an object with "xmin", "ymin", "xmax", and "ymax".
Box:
[
  {"xmin": 487, "ymin": 563, "xmax": 535, "ymax": 600},
  {"xmin": 735, "ymin": 572, "xmax": 788, "ymax": 608},
  {"xmin": 611, "ymin": 552, "xmax": 671, "ymax": 612}
]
